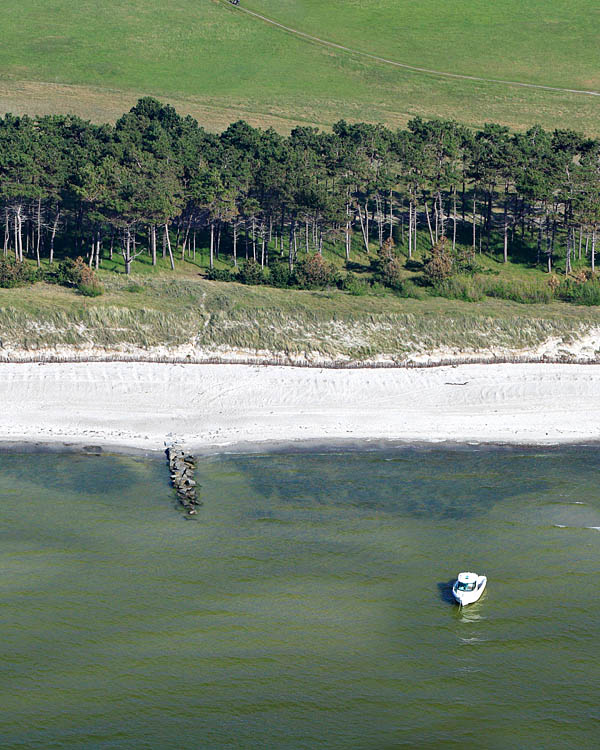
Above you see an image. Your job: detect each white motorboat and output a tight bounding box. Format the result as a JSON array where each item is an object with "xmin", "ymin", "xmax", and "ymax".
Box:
[{"xmin": 452, "ymin": 571, "xmax": 487, "ymax": 606}]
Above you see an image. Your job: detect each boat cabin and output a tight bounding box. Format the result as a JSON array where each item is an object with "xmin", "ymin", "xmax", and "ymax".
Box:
[{"xmin": 455, "ymin": 572, "xmax": 478, "ymax": 592}]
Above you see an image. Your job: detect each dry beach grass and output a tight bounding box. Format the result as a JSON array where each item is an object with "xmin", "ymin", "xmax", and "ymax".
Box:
[{"xmin": 2, "ymin": 276, "xmax": 600, "ymax": 363}]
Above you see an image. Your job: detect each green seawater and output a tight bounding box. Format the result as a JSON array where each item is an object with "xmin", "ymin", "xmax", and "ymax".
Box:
[{"xmin": 1, "ymin": 447, "xmax": 599, "ymax": 749}]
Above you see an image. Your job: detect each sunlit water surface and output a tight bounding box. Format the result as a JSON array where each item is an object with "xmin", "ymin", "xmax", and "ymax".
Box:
[{"xmin": 1, "ymin": 446, "xmax": 599, "ymax": 749}]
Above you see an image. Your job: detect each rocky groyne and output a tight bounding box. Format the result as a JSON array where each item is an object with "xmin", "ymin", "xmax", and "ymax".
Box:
[{"xmin": 166, "ymin": 445, "xmax": 202, "ymax": 515}]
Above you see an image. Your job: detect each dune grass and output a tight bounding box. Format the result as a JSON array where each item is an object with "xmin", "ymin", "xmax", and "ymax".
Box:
[
  {"xmin": 2, "ymin": 270, "xmax": 600, "ymax": 361},
  {"xmin": 0, "ymin": 0, "xmax": 599, "ymax": 133}
]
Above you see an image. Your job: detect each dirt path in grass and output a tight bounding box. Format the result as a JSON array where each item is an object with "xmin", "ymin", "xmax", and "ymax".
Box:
[{"xmin": 224, "ymin": 2, "xmax": 600, "ymax": 98}]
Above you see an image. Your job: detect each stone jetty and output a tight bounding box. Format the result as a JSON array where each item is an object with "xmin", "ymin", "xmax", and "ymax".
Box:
[{"xmin": 166, "ymin": 445, "xmax": 202, "ymax": 515}]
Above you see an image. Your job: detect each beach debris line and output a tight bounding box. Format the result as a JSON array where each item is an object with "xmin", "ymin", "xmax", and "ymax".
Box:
[{"xmin": 166, "ymin": 444, "xmax": 202, "ymax": 515}]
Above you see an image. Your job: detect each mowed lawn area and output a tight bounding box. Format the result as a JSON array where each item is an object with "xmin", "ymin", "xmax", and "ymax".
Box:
[{"xmin": 0, "ymin": 0, "xmax": 599, "ymax": 132}]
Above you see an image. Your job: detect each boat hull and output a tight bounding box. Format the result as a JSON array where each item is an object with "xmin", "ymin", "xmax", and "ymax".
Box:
[{"xmin": 452, "ymin": 576, "xmax": 487, "ymax": 606}]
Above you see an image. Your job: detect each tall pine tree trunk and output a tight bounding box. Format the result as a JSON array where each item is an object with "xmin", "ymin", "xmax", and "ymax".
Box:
[
  {"xmin": 164, "ymin": 224, "xmax": 175, "ymax": 270},
  {"xmin": 233, "ymin": 223, "xmax": 238, "ymax": 267},
  {"xmin": 472, "ymin": 193, "xmax": 477, "ymax": 252},
  {"xmin": 3, "ymin": 208, "xmax": 9, "ymax": 256},
  {"xmin": 95, "ymin": 231, "xmax": 101, "ymax": 270},
  {"xmin": 424, "ymin": 201, "xmax": 435, "ymax": 248},
  {"xmin": 35, "ymin": 197, "xmax": 42, "ymax": 268},
  {"xmin": 49, "ymin": 209, "xmax": 60, "ymax": 264},
  {"xmin": 345, "ymin": 203, "xmax": 351, "ymax": 261},
  {"xmin": 124, "ymin": 227, "xmax": 131, "ymax": 275},
  {"xmin": 357, "ymin": 204, "xmax": 370, "ymax": 253},
  {"xmin": 452, "ymin": 188, "xmax": 457, "ymax": 253},
  {"xmin": 503, "ymin": 204, "xmax": 508, "ymax": 263}
]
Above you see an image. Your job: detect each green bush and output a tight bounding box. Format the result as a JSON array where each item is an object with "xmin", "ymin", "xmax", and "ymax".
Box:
[
  {"xmin": 395, "ymin": 279, "xmax": 428, "ymax": 300},
  {"xmin": 338, "ymin": 272, "xmax": 369, "ymax": 296},
  {"xmin": 0, "ymin": 257, "xmax": 40, "ymax": 288},
  {"xmin": 55, "ymin": 256, "xmax": 101, "ymax": 289},
  {"xmin": 433, "ymin": 275, "xmax": 553, "ymax": 304},
  {"xmin": 52, "ymin": 257, "xmax": 104, "ymax": 295},
  {"xmin": 238, "ymin": 258, "xmax": 266, "ymax": 285},
  {"xmin": 481, "ymin": 277, "xmax": 553, "ymax": 304},
  {"xmin": 376, "ymin": 256, "xmax": 405, "ymax": 290},
  {"xmin": 370, "ymin": 240, "xmax": 406, "ymax": 290},
  {"xmin": 206, "ymin": 267, "xmax": 234, "ymax": 282},
  {"xmin": 423, "ymin": 238, "xmax": 454, "ymax": 284},
  {"xmin": 453, "ymin": 249, "xmax": 486, "ymax": 276},
  {"xmin": 269, "ymin": 261, "xmax": 293, "ymax": 288},
  {"xmin": 78, "ymin": 282, "xmax": 104, "ymax": 297},
  {"xmin": 368, "ymin": 280, "xmax": 388, "ymax": 297},
  {"xmin": 55, "ymin": 258, "xmax": 79, "ymax": 285},
  {"xmin": 557, "ymin": 279, "xmax": 600, "ymax": 306},
  {"xmin": 293, "ymin": 253, "xmax": 336, "ymax": 289},
  {"xmin": 434, "ymin": 275, "xmax": 484, "ymax": 302},
  {"xmin": 124, "ymin": 283, "xmax": 144, "ymax": 293}
]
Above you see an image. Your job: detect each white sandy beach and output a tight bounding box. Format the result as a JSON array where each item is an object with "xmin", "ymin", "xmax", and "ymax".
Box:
[{"xmin": 0, "ymin": 361, "xmax": 599, "ymax": 451}]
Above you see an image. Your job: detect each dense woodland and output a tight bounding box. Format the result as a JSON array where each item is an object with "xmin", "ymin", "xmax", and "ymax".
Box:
[{"xmin": 1, "ymin": 97, "xmax": 599, "ymax": 288}]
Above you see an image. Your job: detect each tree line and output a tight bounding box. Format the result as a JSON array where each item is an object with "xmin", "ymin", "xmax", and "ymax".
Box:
[{"xmin": 1, "ymin": 96, "xmax": 599, "ymax": 277}]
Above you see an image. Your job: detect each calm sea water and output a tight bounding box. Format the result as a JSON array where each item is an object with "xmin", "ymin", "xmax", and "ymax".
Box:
[{"xmin": 1, "ymin": 446, "xmax": 599, "ymax": 749}]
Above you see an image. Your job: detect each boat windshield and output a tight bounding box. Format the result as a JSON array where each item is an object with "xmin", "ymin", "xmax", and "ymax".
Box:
[{"xmin": 456, "ymin": 581, "xmax": 476, "ymax": 591}]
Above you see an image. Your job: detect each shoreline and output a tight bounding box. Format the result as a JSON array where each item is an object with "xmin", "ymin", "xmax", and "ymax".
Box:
[
  {"xmin": 1, "ymin": 436, "xmax": 600, "ymax": 458},
  {"xmin": 1, "ymin": 361, "xmax": 600, "ymax": 452}
]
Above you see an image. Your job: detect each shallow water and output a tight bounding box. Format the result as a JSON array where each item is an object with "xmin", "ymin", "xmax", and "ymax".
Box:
[{"xmin": 1, "ymin": 446, "xmax": 599, "ymax": 749}]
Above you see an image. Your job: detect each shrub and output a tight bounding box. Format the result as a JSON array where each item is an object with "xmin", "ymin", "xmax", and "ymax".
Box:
[
  {"xmin": 454, "ymin": 248, "xmax": 485, "ymax": 276},
  {"xmin": 547, "ymin": 274, "xmax": 561, "ymax": 294},
  {"xmin": 570, "ymin": 268, "xmax": 599, "ymax": 284},
  {"xmin": 269, "ymin": 261, "xmax": 293, "ymax": 288},
  {"xmin": 370, "ymin": 240, "xmax": 405, "ymax": 290},
  {"xmin": 395, "ymin": 279, "xmax": 428, "ymax": 300},
  {"xmin": 206, "ymin": 267, "xmax": 234, "ymax": 282},
  {"xmin": 124, "ymin": 283, "xmax": 144, "ymax": 293},
  {"xmin": 380, "ymin": 257, "xmax": 405, "ymax": 290},
  {"xmin": 423, "ymin": 238, "xmax": 454, "ymax": 284},
  {"xmin": 380, "ymin": 237, "xmax": 395, "ymax": 259},
  {"xmin": 557, "ymin": 279, "xmax": 600, "ymax": 306},
  {"xmin": 293, "ymin": 253, "xmax": 336, "ymax": 289},
  {"xmin": 434, "ymin": 275, "xmax": 484, "ymax": 302},
  {"xmin": 0, "ymin": 257, "xmax": 39, "ymax": 288},
  {"xmin": 55, "ymin": 258, "xmax": 79, "ymax": 285},
  {"xmin": 78, "ymin": 282, "xmax": 104, "ymax": 297},
  {"xmin": 368, "ymin": 280, "xmax": 388, "ymax": 296},
  {"xmin": 481, "ymin": 277, "xmax": 553, "ymax": 304},
  {"xmin": 56, "ymin": 257, "xmax": 96, "ymax": 287},
  {"xmin": 434, "ymin": 274, "xmax": 554, "ymax": 305},
  {"xmin": 53, "ymin": 256, "xmax": 103, "ymax": 295},
  {"xmin": 238, "ymin": 258, "xmax": 266, "ymax": 285},
  {"xmin": 338, "ymin": 272, "xmax": 369, "ymax": 296}
]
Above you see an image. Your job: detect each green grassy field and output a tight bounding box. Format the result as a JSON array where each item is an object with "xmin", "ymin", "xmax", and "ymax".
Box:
[
  {"xmin": 0, "ymin": 0, "xmax": 598, "ymax": 133},
  {"xmin": 249, "ymin": 0, "xmax": 600, "ymax": 90}
]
